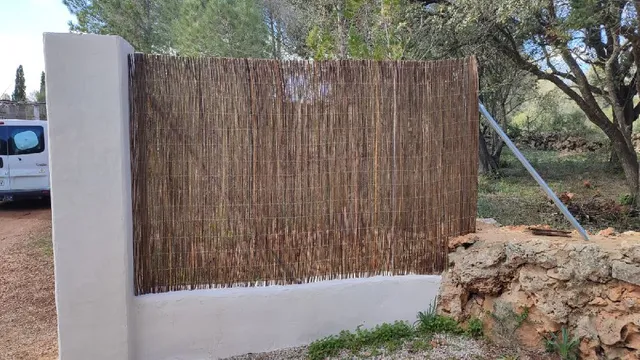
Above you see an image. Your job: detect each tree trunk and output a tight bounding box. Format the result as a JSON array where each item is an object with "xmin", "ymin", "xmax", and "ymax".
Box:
[
  {"xmin": 609, "ymin": 143, "xmax": 621, "ymax": 169},
  {"xmin": 479, "ymin": 130, "xmax": 498, "ymax": 174},
  {"xmin": 609, "ymin": 98, "xmax": 639, "ymax": 199},
  {"xmin": 611, "ymin": 137, "xmax": 639, "ymax": 200}
]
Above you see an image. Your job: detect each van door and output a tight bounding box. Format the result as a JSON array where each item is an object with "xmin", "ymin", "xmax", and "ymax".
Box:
[
  {"xmin": 0, "ymin": 125, "xmax": 9, "ymax": 192},
  {"xmin": 6, "ymin": 124, "xmax": 49, "ymax": 192}
]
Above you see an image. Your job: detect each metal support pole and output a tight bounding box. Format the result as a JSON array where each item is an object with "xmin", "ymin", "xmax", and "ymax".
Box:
[{"xmin": 479, "ymin": 102, "xmax": 590, "ymax": 241}]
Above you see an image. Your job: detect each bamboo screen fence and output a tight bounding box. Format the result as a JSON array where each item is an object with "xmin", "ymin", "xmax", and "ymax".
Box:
[{"xmin": 130, "ymin": 54, "xmax": 479, "ymax": 295}]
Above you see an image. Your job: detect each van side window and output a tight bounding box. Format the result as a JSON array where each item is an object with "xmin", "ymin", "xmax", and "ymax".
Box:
[
  {"xmin": 8, "ymin": 126, "xmax": 45, "ymax": 155},
  {"xmin": 0, "ymin": 127, "xmax": 7, "ymax": 156}
]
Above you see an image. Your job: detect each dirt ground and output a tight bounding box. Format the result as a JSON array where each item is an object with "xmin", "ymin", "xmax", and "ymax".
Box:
[{"xmin": 0, "ymin": 201, "xmax": 57, "ymax": 360}]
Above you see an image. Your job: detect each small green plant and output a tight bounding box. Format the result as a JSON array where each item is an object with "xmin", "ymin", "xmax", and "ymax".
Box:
[
  {"xmin": 544, "ymin": 327, "xmax": 580, "ymax": 360},
  {"xmin": 515, "ymin": 306, "xmax": 529, "ymax": 327},
  {"xmin": 413, "ymin": 300, "xmax": 467, "ymax": 335},
  {"xmin": 414, "ymin": 299, "xmax": 437, "ymax": 329},
  {"xmin": 414, "ymin": 309, "xmax": 464, "ymax": 335},
  {"xmin": 497, "ymin": 355, "xmax": 519, "ymax": 360},
  {"xmin": 465, "ymin": 317, "xmax": 484, "ymax": 339},
  {"xmin": 619, "ymin": 193, "xmax": 635, "ymax": 206}
]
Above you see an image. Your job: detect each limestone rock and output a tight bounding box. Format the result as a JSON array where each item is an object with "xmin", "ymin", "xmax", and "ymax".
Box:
[
  {"xmin": 563, "ymin": 243, "xmax": 611, "ymax": 283},
  {"xmin": 623, "ymin": 323, "xmax": 640, "ymax": 350},
  {"xmin": 608, "ymin": 285, "xmax": 625, "ymax": 302},
  {"xmin": 598, "ymin": 227, "xmax": 617, "ymax": 237},
  {"xmin": 547, "ymin": 267, "xmax": 572, "ymax": 281},
  {"xmin": 579, "ymin": 337, "xmax": 601, "ymax": 360},
  {"xmin": 588, "ymin": 297, "xmax": 608, "ymax": 306},
  {"xmin": 448, "ymin": 233, "xmax": 479, "ymax": 250},
  {"xmin": 519, "ymin": 265, "xmax": 555, "ymax": 293},
  {"xmin": 449, "ymin": 242, "xmax": 511, "ymax": 295},
  {"xmin": 437, "ymin": 272, "xmax": 468, "ymax": 320},
  {"xmin": 505, "ymin": 240, "xmax": 558, "ymax": 269},
  {"xmin": 612, "ymin": 261, "xmax": 640, "ymax": 286},
  {"xmin": 437, "ymin": 227, "xmax": 640, "ymax": 360}
]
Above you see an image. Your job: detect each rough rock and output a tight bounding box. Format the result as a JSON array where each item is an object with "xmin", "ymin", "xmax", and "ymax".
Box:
[
  {"xmin": 597, "ymin": 227, "xmax": 617, "ymax": 237},
  {"xmin": 513, "ymin": 133, "xmax": 606, "ymax": 152},
  {"xmin": 612, "ymin": 261, "xmax": 640, "ymax": 286},
  {"xmin": 448, "ymin": 233, "xmax": 479, "ymax": 250},
  {"xmin": 437, "ymin": 226, "xmax": 640, "ymax": 360}
]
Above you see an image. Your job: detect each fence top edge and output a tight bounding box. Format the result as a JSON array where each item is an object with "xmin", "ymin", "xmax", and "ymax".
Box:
[{"xmin": 132, "ymin": 52, "xmax": 475, "ymax": 65}]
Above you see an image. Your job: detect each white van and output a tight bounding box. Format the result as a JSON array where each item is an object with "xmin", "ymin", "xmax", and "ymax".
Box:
[{"xmin": 0, "ymin": 119, "xmax": 50, "ymax": 201}]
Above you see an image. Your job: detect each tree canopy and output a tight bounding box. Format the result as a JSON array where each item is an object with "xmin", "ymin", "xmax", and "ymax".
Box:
[
  {"xmin": 37, "ymin": 72, "xmax": 46, "ymax": 103},
  {"xmin": 418, "ymin": 0, "xmax": 640, "ymax": 196},
  {"xmin": 12, "ymin": 65, "xmax": 26, "ymax": 102},
  {"xmin": 61, "ymin": 0, "xmax": 640, "ymax": 197}
]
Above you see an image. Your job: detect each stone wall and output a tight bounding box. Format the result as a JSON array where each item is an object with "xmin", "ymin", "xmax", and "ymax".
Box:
[
  {"xmin": 0, "ymin": 100, "xmax": 46, "ymax": 120},
  {"xmin": 514, "ymin": 133, "xmax": 605, "ymax": 152},
  {"xmin": 439, "ymin": 221, "xmax": 640, "ymax": 359}
]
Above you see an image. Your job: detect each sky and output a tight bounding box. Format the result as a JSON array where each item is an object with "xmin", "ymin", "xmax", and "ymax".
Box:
[{"xmin": 0, "ymin": 0, "xmax": 75, "ymax": 98}]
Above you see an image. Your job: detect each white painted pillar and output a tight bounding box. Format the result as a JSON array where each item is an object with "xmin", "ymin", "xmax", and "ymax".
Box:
[{"xmin": 44, "ymin": 33, "xmax": 134, "ymax": 360}]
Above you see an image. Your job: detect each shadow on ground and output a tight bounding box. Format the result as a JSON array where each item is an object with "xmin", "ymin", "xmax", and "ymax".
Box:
[{"xmin": 0, "ymin": 198, "xmax": 51, "ymax": 212}]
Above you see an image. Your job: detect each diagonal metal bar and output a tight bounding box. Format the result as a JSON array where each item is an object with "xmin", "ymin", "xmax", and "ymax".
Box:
[{"xmin": 479, "ymin": 102, "xmax": 590, "ymax": 241}]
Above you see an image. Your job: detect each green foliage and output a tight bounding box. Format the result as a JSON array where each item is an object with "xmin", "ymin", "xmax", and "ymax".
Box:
[
  {"xmin": 38, "ymin": 72, "xmax": 46, "ymax": 102},
  {"xmin": 544, "ymin": 327, "xmax": 580, "ymax": 360},
  {"xmin": 63, "ymin": 0, "xmax": 271, "ymax": 57},
  {"xmin": 63, "ymin": 0, "xmax": 180, "ymax": 52},
  {"xmin": 466, "ymin": 317, "xmax": 484, "ymax": 339},
  {"xmin": 619, "ymin": 194, "xmax": 635, "ymax": 206},
  {"xmin": 173, "ymin": 0, "xmax": 271, "ymax": 58},
  {"xmin": 420, "ymin": 0, "xmax": 640, "ymax": 195},
  {"xmin": 304, "ymin": 0, "xmax": 418, "ymax": 60},
  {"xmin": 307, "ymin": 321, "xmax": 414, "ymax": 360},
  {"xmin": 511, "ymin": 86, "xmax": 595, "ymax": 137},
  {"xmin": 307, "ymin": 303, "xmax": 473, "ymax": 360},
  {"xmin": 12, "ymin": 65, "xmax": 26, "ymax": 102},
  {"xmin": 33, "ymin": 71, "xmax": 46, "ymax": 103},
  {"xmin": 306, "ymin": 25, "xmax": 336, "ymax": 60},
  {"xmin": 414, "ymin": 305, "xmax": 464, "ymax": 335}
]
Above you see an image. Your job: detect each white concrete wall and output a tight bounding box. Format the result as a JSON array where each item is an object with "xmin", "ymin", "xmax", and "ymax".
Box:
[
  {"xmin": 44, "ymin": 33, "xmax": 135, "ymax": 360},
  {"xmin": 135, "ymin": 275, "xmax": 441, "ymax": 360},
  {"xmin": 45, "ymin": 33, "xmax": 442, "ymax": 360}
]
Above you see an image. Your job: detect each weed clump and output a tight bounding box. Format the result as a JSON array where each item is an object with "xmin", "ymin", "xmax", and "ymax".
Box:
[{"xmin": 544, "ymin": 327, "xmax": 580, "ymax": 360}]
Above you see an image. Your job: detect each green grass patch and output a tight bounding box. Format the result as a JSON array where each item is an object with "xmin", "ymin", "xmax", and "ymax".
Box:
[
  {"xmin": 308, "ymin": 304, "xmax": 484, "ymax": 360},
  {"xmin": 479, "ymin": 148, "xmax": 640, "ymax": 231},
  {"xmin": 33, "ymin": 232, "xmax": 53, "ymax": 256},
  {"xmin": 307, "ymin": 321, "xmax": 415, "ymax": 360}
]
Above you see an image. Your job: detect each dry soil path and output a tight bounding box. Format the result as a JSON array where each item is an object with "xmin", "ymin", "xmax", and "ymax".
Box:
[{"xmin": 0, "ymin": 202, "xmax": 57, "ymax": 360}]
